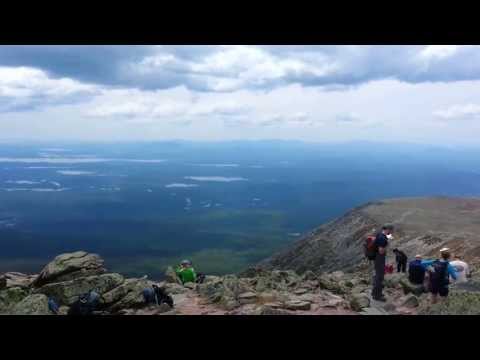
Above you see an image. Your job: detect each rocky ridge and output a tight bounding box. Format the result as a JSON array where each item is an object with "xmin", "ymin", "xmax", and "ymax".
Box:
[{"xmin": 3, "ymin": 250, "xmax": 470, "ymax": 315}]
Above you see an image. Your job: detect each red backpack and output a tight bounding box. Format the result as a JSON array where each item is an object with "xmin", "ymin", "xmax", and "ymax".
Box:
[{"xmin": 364, "ymin": 235, "xmax": 377, "ymax": 260}]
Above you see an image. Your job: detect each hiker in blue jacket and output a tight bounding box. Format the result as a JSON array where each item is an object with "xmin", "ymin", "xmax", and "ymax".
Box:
[{"xmin": 421, "ymin": 248, "xmax": 457, "ymax": 304}]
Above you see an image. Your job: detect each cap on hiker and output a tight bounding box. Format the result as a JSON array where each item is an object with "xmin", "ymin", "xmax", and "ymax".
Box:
[
  {"xmin": 415, "ymin": 254, "xmax": 422, "ymax": 259},
  {"xmin": 181, "ymin": 259, "xmax": 192, "ymax": 266},
  {"xmin": 440, "ymin": 247, "xmax": 450, "ymax": 253},
  {"xmin": 382, "ymin": 224, "xmax": 394, "ymax": 231}
]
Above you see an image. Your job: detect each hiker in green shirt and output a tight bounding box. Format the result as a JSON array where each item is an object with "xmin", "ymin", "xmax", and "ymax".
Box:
[{"xmin": 176, "ymin": 259, "xmax": 197, "ymax": 284}]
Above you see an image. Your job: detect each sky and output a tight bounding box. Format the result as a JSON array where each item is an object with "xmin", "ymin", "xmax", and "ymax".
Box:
[{"xmin": 1, "ymin": 45, "xmax": 480, "ymax": 145}]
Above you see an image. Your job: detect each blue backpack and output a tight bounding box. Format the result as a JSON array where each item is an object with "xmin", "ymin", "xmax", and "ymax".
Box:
[
  {"xmin": 428, "ymin": 260, "xmax": 449, "ymax": 286},
  {"xmin": 408, "ymin": 261, "xmax": 426, "ymax": 284},
  {"xmin": 48, "ymin": 298, "xmax": 60, "ymax": 314}
]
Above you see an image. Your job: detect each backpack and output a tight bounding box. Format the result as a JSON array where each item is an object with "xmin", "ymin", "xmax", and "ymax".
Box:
[
  {"xmin": 408, "ymin": 261, "xmax": 426, "ymax": 284},
  {"xmin": 364, "ymin": 235, "xmax": 377, "ymax": 260},
  {"xmin": 68, "ymin": 291, "xmax": 100, "ymax": 316},
  {"xmin": 48, "ymin": 298, "xmax": 60, "ymax": 314},
  {"xmin": 154, "ymin": 286, "xmax": 174, "ymax": 308},
  {"xmin": 428, "ymin": 260, "xmax": 449, "ymax": 286}
]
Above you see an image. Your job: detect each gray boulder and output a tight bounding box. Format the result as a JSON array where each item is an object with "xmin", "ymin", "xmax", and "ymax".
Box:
[
  {"xmin": 11, "ymin": 294, "xmax": 50, "ymax": 315},
  {"xmin": 256, "ymin": 305, "xmax": 291, "ymax": 315},
  {"xmin": 238, "ymin": 292, "xmax": 257, "ymax": 305},
  {"xmin": 165, "ymin": 266, "xmax": 182, "ymax": 284},
  {"xmin": 302, "ymin": 270, "xmax": 317, "ymax": 281},
  {"xmin": 183, "ymin": 282, "xmax": 196, "ymax": 290},
  {"xmin": 383, "ymin": 273, "xmax": 406, "ymax": 289},
  {"xmin": 0, "ymin": 287, "xmax": 29, "ymax": 313},
  {"xmin": 401, "ymin": 294, "xmax": 419, "ymax": 308},
  {"xmin": 33, "ymin": 251, "xmax": 106, "ymax": 287},
  {"xmin": 35, "ymin": 273, "xmax": 124, "ymax": 305},
  {"xmin": 284, "ymin": 300, "xmax": 311, "ymax": 311},
  {"xmin": 164, "ymin": 283, "xmax": 190, "ymax": 295},
  {"xmin": 102, "ymin": 277, "xmax": 154, "ymax": 313},
  {"xmin": 2, "ymin": 272, "xmax": 38, "ymax": 289},
  {"xmin": 349, "ymin": 293, "xmax": 370, "ymax": 312}
]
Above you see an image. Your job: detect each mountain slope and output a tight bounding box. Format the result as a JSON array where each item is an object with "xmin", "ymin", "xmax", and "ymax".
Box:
[{"xmin": 260, "ymin": 197, "xmax": 480, "ymax": 273}]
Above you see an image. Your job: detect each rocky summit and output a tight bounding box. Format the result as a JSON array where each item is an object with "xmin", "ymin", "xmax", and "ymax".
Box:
[{"xmin": 2, "ymin": 197, "xmax": 480, "ymax": 315}]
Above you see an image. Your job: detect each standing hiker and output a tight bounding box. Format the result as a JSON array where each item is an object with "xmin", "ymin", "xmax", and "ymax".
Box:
[
  {"xmin": 422, "ymin": 248, "xmax": 457, "ymax": 304},
  {"xmin": 449, "ymin": 255, "xmax": 470, "ymax": 284},
  {"xmin": 371, "ymin": 224, "xmax": 394, "ymax": 302},
  {"xmin": 393, "ymin": 248, "xmax": 408, "ymax": 273}
]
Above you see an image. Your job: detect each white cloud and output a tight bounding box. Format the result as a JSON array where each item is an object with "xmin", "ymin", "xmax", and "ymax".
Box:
[
  {"xmin": 0, "ymin": 66, "xmax": 99, "ymax": 112},
  {"xmin": 433, "ymin": 104, "xmax": 480, "ymax": 120}
]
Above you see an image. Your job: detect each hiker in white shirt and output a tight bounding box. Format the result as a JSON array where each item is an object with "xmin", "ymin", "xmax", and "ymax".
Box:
[{"xmin": 449, "ymin": 256, "xmax": 470, "ymax": 283}]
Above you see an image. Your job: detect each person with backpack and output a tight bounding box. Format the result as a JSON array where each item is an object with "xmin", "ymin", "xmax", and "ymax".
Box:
[
  {"xmin": 142, "ymin": 284, "xmax": 174, "ymax": 308},
  {"xmin": 421, "ymin": 248, "xmax": 457, "ymax": 304},
  {"xmin": 175, "ymin": 259, "xmax": 206, "ymax": 285},
  {"xmin": 67, "ymin": 290, "xmax": 101, "ymax": 315},
  {"xmin": 370, "ymin": 224, "xmax": 394, "ymax": 302},
  {"xmin": 408, "ymin": 254, "xmax": 426, "ymax": 285},
  {"xmin": 392, "ymin": 248, "xmax": 408, "ymax": 273}
]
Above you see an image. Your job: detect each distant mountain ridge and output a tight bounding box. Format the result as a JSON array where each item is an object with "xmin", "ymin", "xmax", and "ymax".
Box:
[{"xmin": 259, "ymin": 197, "xmax": 480, "ymax": 274}]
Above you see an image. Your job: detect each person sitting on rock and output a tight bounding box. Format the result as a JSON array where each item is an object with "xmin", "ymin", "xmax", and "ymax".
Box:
[
  {"xmin": 175, "ymin": 259, "xmax": 206, "ymax": 285},
  {"xmin": 393, "ymin": 248, "xmax": 408, "ymax": 273},
  {"xmin": 421, "ymin": 248, "xmax": 457, "ymax": 304},
  {"xmin": 142, "ymin": 284, "xmax": 174, "ymax": 308},
  {"xmin": 408, "ymin": 254, "xmax": 426, "ymax": 286},
  {"xmin": 449, "ymin": 255, "xmax": 470, "ymax": 284}
]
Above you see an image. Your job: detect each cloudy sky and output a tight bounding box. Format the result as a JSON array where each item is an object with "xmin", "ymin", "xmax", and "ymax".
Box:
[{"xmin": 1, "ymin": 45, "xmax": 480, "ymax": 144}]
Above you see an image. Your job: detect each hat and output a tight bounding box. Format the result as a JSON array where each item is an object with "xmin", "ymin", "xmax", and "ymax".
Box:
[
  {"xmin": 181, "ymin": 259, "xmax": 192, "ymax": 266},
  {"xmin": 440, "ymin": 247, "xmax": 450, "ymax": 253},
  {"xmin": 415, "ymin": 254, "xmax": 422, "ymax": 259}
]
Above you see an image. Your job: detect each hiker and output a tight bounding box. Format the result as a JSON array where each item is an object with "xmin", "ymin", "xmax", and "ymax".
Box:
[
  {"xmin": 393, "ymin": 248, "xmax": 408, "ymax": 273},
  {"xmin": 142, "ymin": 284, "xmax": 174, "ymax": 308},
  {"xmin": 449, "ymin": 255, "xmax": 470, "ymax": 283},
  {"xmin": 67, "ymin": 290, "xmax": 101, "ymax": 316},
  {"xmin": 371, "ymin": 224, "xmax": 394, "ymax": 302},
  {"xmin": 421, "ymin": 248, "xmax": 457, "ymax": 304},
  {"xmin": 175, "ymin": 259, "xmax": 206, "ymax": 285},
  {"xmin": 408, "ymin": 254, "xmax": 426, "ymax": 285}
]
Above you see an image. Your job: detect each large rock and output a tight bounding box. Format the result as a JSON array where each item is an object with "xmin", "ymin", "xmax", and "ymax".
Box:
[
  {"xmin": 238, "ymin": 292, "xmax": 257, "ymax": 305},
  {"xmin": 102, "ymin": 277, "xmax": 155, "ymax": 313},
  {"xmin": 164, "ymin": 266, "xmax": 182, "ymax": 284},
  {"xmin": 400, "ymin": 294, "xmax": 419, "ymax": 308},
  {"xmin": 1, "ymin": 272, "xmax": 37, "ymax": 289},
  {"xmin": 0, "ymin": 287, "xmax": 28, "ymax": 313},
  {"xmin": 284, "ymin": 300, "xmax": 311, "ymax": 311},
  {"xmin": 10, "ymin": 294, "xmax": 50, "ymax": 315},
  {"xmin": 349, "ymin": 293, "xmax": 370, "ymax": 312},
  {"xmin": 302, "ymin": 270, "xmax": 318, "ymax": 281},
  {"xmin": 35, "ymin": 273, "xmax": 124, "ymax": 305},
  {"xmin": 33, "ymin": 251, "xmax": 106, "ymax": 287},
  {"xmin": 183, "ymin": 282, "xmax": 196, "ymax": 290},
  {"xmin": 383, "ymin": 273, "xmax": 406, "ymax": 289},
  {"xmin": 318, "ymin": 274, "xmax": 347, "ymax": 295},
  {"xmin": 256, "ymin": 305, "xmax": 291, "ymax": 315},
  {"xmin": 164, "ymin": 283, "xmax": 190, "ymax": 295}
]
